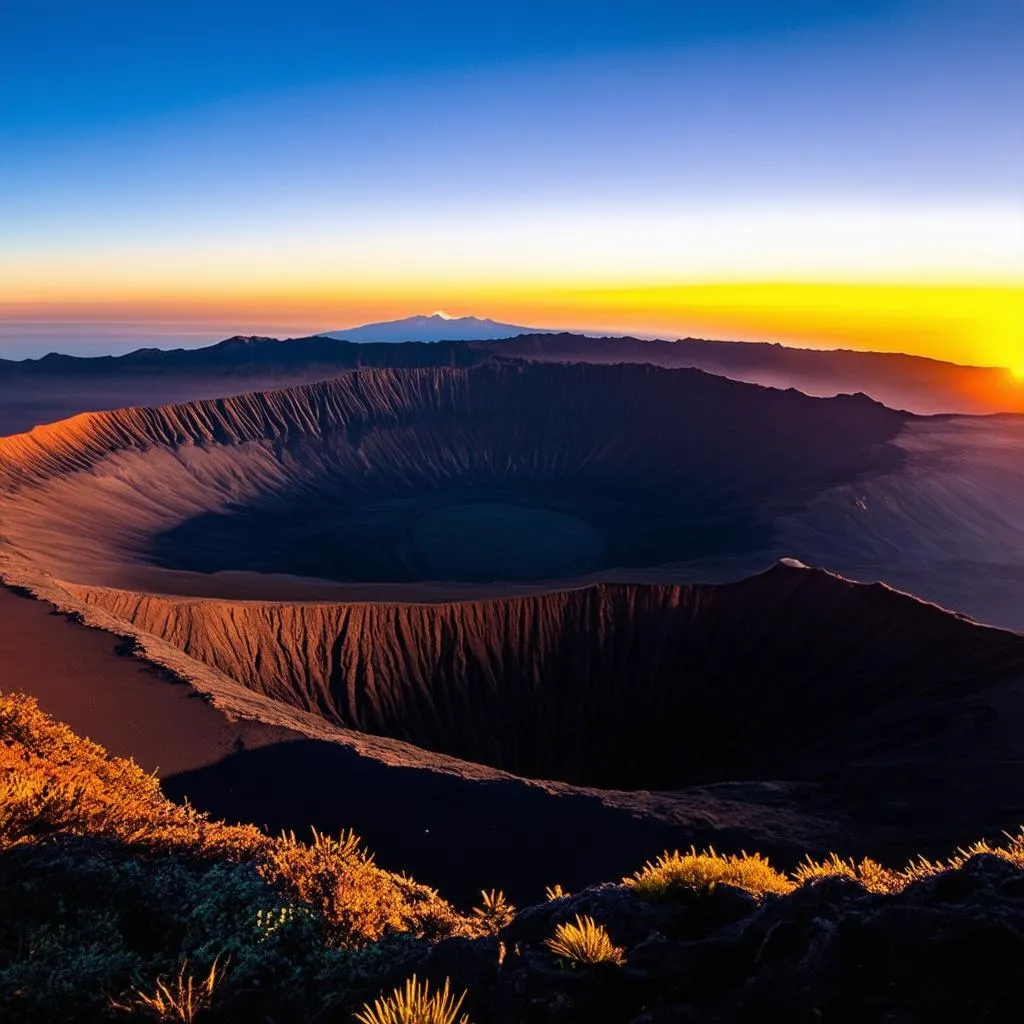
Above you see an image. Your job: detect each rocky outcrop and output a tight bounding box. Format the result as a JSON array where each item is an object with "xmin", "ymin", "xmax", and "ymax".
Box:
[{"xmin": 419, "ymin": 855, "xmax": 1024, "ymax": 1023}]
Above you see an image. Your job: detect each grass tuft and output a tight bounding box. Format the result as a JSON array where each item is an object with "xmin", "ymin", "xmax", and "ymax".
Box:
[
  {"xmin": 626, "ymin": 847, "xmax": 793, "ymax": 900},
  {"xmin": 355, "ymin": 974, "xmax": 470, "ymax": 1024},
  {"xmin": 792, "ymin": 853, "xmax": 900, "ymax": 893},
  {"xmin": 544, "ymin": 915, "xmax": 625, "ymax": 966}
]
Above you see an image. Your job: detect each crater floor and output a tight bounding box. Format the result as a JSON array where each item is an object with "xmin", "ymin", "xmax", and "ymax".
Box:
[{"xmin": 0, "ymin": 361, "xmax": 906, "ymax": 596}]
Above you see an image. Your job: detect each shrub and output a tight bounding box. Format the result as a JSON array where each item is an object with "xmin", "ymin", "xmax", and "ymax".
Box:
[
  {"xmin": 626, "ymin": 847, "xmax": 793, "ymax": 900},
  {"xmin": 544, "ymin": 884, "xmax": 568, "ymax": 901},
  {"xmin": 544, "ymin": 915, "xmax": 624, "ymax": 966},
  {"xmin": 0, "ymin": 904, "xmax": 141, "ymax": 1023},
  {"xmin": 0, "ymin": 694, "xmax": 469, "ymax": 952},
  {"xmin": 0, "ymin": 692, "xmax": 263, "ymax": 860},
  {"xmin": 355, "ymin": 974, "xmax": 470, "ymax": 1024},
  {"xmin": 0, "ymin": 691, "xmax": 471, "ymax": 1018},
  {"xmin": 261, "ymin": 828, "xmax": 466, "ymax": 947}
]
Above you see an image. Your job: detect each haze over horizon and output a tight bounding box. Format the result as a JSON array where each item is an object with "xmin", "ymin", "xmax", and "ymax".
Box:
[
  {"xmin": 0, "ymin": 311, "xmax": 1019, "ymax": 377},
  {"xmin": 2, "ymin": 1, "xmax": 1021, "ymax": 368}
]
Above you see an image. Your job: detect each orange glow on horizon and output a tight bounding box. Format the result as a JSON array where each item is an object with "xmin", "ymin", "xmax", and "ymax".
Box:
[
  {"xmin": 553, "ymin": 281, "xmax": 1023, "ymax": 370},
  {"xmin": 1, "ymin": 280, "xmax": 1020, "ymax": 371}
]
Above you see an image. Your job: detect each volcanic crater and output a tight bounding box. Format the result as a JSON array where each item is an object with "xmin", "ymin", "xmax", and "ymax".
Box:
[
  {"xmin": 6, "ymin": 361, "xmax": 1024, "ymax": 877},
  {"xmin": 0, "ymin": 361, "xmax": 906, "ymax": 592}
]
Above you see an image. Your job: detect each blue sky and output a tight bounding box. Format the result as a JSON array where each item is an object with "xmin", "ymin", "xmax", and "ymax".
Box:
[
  {"xmin": 4, "ymin": 0, "xmax": 1021, "ymax": 196},
  {"xmin": 0, "ymin": 0, "xmax": 1021, "ymax": 358},
  {"xmin": 1, "ymin": 2, "xmax": 919, "ymax": 131}
]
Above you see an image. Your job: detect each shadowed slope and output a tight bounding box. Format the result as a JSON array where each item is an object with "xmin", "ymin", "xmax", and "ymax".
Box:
[
  {"xmin": 484, "ymin": 334, "xmax": 1024, "ymax": 416},
  {"xmin": 0, "ymin": 584, "xmax": 845, "ymax": 903},
  {"xmin": 0, "ymin": 361, "xmax": 902, "ymax": 489}
]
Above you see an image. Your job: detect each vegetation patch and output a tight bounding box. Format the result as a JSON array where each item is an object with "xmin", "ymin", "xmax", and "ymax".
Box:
[
  {"xmin": 355, "ymin": 975, "xmax": 470, "ymax": 1024},
  {"xmin": 544, "ymin": 915, "xmax": 625, "ymax": 966},
  {"xmin": 625, "ymin": 847, "xmax": 793, "ymax": 900},
  {"xmin": 8, "ymin": 690, "xmax": 1024, "ymax": 1021}
]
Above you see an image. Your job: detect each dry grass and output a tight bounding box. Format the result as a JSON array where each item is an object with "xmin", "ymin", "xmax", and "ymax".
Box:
[
  {"xmin": 626, "ymin": 847, "xmax": 794, "ymax": 900},
  {"xmin": 792, "ymin": 834, "xmax": 1024, "ymax": 894},
  {"xmin": 0, "ymin": 692, "xmax": 468, "ymax": 948},
  {"xmin": 544, "ymin": 915, "xmax": 625, "ymax": 966},
  {"xmin": 112, "ymin": 958, "xmax": 227, "ymax": 1022},
  {"xmin": 623, "ymin": 831, "xmax": 1024, "ymax": 903},
  {"xmin": 355, "ymin": 975, "xmax": 470, "ymax": 1024},
  {"xmin": 0, "ymin": 692, "xmax": 263, "ymax": 860},
  {"xmin": 792, "ymin": 853, "xmax": 901, "ymax": 893},
  {"xmin": 12, "ymin": 685, "xmax": 1024, "ymax": 982},
  {"xmin": 261, "ymin": 827, "xmax": 465, "ymax": 946}
]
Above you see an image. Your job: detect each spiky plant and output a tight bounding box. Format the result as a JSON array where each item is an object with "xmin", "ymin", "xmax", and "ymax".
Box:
[
  {"xmin": 113, "ymin": 958, "xmax": 226, "ymax": 1022},
  {"xmin": 354, "ymin": 975, "xmax": 470, "ymax": 1024},
  {"xmin": 471, "ymin": 889, "xmax": 515, "ymax": 932},
  {"xmin": 544, "ymin": 915, "xmax": 625, "ymax": 966},
  {"xmin": 544, "ymin": 883, "xmax": 568, "ymax": 901}
]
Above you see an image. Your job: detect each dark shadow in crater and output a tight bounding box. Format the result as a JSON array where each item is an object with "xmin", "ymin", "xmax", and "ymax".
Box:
[
  {"xmin": 161, "ymin": 737, "xmax": 812, "ymax": 905},
  {"xmin": 149, "ymin": 483, "xmax": 770, "ymax": 584},
  {"xmin": 142, "ymin": 364, "xmax": 910, "ymax": 586}
]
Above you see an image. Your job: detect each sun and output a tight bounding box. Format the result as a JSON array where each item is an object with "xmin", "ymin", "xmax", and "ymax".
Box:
[{"xmin": 1012, "ymin": 365, "xmax": 1024, "ymax": 382}]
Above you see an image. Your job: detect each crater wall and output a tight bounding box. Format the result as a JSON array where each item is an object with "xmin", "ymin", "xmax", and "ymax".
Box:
[{"xmin": 68, "ymin": 565, "xmax": 1024, "ymax": 790}]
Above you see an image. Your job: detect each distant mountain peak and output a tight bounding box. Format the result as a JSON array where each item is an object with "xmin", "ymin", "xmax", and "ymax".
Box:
[{"xmin": 319, "ymin": 313, "xmax": 550, "ymax": 344}]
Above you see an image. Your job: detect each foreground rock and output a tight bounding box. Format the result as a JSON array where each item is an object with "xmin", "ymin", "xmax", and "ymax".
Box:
[{"xmin": 423, "ymin": 857, "xmax": 1024, "ymax": 1022}]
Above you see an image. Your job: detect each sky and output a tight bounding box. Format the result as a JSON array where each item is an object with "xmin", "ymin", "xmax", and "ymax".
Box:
[{"xmin": 1, "ymin": 0, "xmax": 1021, "ymax": 367}]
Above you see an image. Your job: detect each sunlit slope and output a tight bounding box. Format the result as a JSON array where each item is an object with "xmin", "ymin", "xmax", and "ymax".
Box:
[{"xmin": 65, "ymin": 564, "xmax": 1024, "ymax": 791}]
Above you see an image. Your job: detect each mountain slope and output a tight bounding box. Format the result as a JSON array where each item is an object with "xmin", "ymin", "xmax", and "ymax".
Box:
[
  {"xmin": 489, "ymin": 333, "xmax": 1024, "ymax": 415},
  {"xmin": 2, "ymin": 331, "xmax": 1020, "ymax": 435}
]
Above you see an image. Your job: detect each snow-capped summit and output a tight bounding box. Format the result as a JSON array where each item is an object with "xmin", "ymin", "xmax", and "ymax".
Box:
[{"xmin": 319, "ymin": 312, "xmax": 548, "ymax": 343}]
